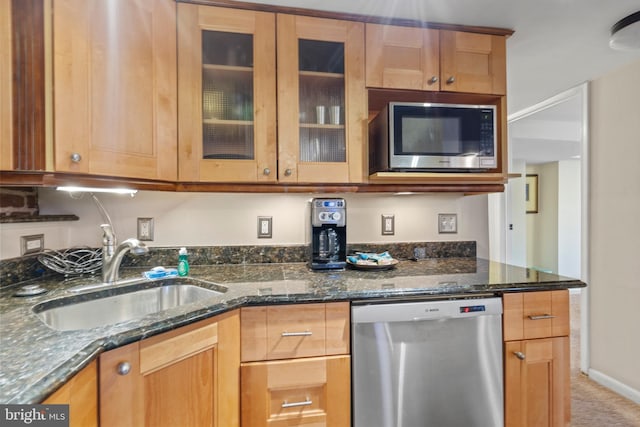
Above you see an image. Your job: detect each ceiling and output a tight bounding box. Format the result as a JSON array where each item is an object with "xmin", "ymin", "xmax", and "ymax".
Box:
[
  {"xmin": 248, "ymin": 0, "xmax": 640, "ymax": 114},
  {"xmin": 249, "ymin": 0, "xmax": 640, "ymax": 163}
]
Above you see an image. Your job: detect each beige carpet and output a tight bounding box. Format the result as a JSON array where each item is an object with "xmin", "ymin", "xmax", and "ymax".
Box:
[{"xmin": 570, "ymin": 292, "xmax": 640, "ymax": 427}]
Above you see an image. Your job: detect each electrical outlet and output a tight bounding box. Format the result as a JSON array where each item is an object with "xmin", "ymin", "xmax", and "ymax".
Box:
[
  {"xmin": 438, "ymin": 213, "xmax": 458, "ymax": 234},
  {"xmin": 20, "ymin": 234, "xmax": 44, "ymax": 255},
  {"xmin": 137, "ymin": 218, "xmax": 154, "ymax": 241},
  {"xmin": 258, "ymin": 216, "xmax": 272, "ymax": 238},
  {"xmin": 381, "ymin": 214, "xmax": 395, "ymax": 235}
]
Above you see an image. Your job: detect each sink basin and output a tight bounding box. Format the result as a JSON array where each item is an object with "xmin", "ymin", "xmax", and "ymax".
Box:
[{"xmin": 33, "ymin": 281, "xmax": 226, "ymax": 331}]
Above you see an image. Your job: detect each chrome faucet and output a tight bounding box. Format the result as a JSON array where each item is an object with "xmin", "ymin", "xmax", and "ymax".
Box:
[{"xmin": 101, "ymin": 224, "xmax": 148, "ymax": 284}]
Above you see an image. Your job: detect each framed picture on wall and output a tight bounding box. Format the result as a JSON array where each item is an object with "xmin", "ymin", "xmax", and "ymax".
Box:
[{"xmin": 526, "ymin": 174, "xmax": 539, "ymax": 213}]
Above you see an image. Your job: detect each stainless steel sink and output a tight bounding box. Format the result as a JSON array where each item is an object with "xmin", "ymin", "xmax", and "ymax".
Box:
[{"xmin": 33, "ymin": 281, "xmax": 226, "ymax": 331}]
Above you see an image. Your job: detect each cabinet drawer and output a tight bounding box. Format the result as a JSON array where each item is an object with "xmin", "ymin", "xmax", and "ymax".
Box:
[
  {"xmin": 503, "ymin": 290, "xmax": 569, "ymax": 341},
  {"xmin": 241, "ymin": 355, "xmax": 351, "ymax": 427},
  {"xmin": 240, "ymin": 302, "xmax": 349, "ymax": 362}
]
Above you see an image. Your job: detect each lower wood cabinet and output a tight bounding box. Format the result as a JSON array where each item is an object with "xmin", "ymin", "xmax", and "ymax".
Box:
[
  {"xmin": 505, "ymin": 337, "xmax": 570, "ymax": 427},
  {"xmin": 503, "ymin": 290, "xmax": 571, "ymax": 427},
  {"xmin": 99, "ymin": 310, "xmax": 240, "ymax": 427},
  {"xmin": 240, "ymin": 302, "xmax": 351, "ymax": 427},
  {"xmin": 241, "ymin": 355, "xmax": 351, "ymax": 427},
  {"xmin": 42, "ymin": 360, "xmax": 98, "ymax": 427}
]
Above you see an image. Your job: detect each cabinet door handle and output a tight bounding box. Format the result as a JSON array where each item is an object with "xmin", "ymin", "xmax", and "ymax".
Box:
[
  {"xmin": 528, "ymin": 314, "xmax": 556, "ymax": 320},
  {"xmin": 513, "ymin": 351, "xmax": 526, "ymax": 361},
  {"xmin": 281, "ymin": 331, "xmax": 312, "ymax": 337},
  {"xmin": 70, "ymin": 153, "xmax": 82, "ymax": 163},
  {"xmin": 428, "ymin": 76, "xmax": 439, "ymax": 84},
  {"xmin": 117, "ymin": 362, "xmax": 131, "ymax": 375},
  {"xmin": 282, "ymin": 398, "xmax": 312, "ymax": 408},
  {"xmin": 446, "ymin": 76, "xmax": 456, "ymax": 84},
  {"xmin": 263, "ymin": 167, "xmax": 271, "ymax": 176},
  {"xmin": 284, "ymin": 168, "xmax": 292, "ymax": 177}
]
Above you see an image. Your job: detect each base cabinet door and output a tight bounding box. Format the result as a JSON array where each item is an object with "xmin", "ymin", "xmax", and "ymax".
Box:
[
  {"xmin": 241, "ymin": 355, "xmax": 351, "ymax": 427},
  {"xmin": 99, "ymin": 311, "xmax": 240, "ymax": 427},
  {"xmin": 42, "ymin": 360, "xmax": 98, "ymax": 427},
  {"xmin": 505, "ymin": 337, "xmax": 570, "ymax": 427}
]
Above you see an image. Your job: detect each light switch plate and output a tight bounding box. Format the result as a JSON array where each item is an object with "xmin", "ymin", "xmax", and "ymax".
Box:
[
  {"xmin": 137, "ymin": 218, "xmax": 154, "ymax": 241},
  {"xmin": 381, "ymin": 214, "xmax": 395, "ymax": 235},
  {"xmin": 20, "ymin": 234, "xmax": 44, "ymax": 255},
  {"xmin": 438, "ymin": 213, "xmax": 458, "ymax": 234},
  {"xmin": 258, "ymin": 216, "xmax": 272, "ymax": 238}
]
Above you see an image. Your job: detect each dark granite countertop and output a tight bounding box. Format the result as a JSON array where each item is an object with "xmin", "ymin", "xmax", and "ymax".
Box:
[{"xmin": 0, "ymin": 258, "xmax": 585, "ymax": 404}]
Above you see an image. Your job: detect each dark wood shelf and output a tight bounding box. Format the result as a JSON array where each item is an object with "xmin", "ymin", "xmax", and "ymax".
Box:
[{"xmin": 0, "ymin": 214, "xmax": 79, "ymax": 224}]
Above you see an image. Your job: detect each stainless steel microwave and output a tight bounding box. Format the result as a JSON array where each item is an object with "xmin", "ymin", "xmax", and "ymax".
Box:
[{"xmin": 369, "ymin": 102, "xmax": 497, "ymax": 172}]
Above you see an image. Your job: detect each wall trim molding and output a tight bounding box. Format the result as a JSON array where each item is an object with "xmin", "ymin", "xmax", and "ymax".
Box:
[{"xmin": 588, "ymin": 368, "xmax": 640, "ymax": 405}]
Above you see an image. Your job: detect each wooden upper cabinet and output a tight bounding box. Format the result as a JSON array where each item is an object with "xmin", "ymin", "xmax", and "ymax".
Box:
[
  {"xmin": 440, "ymin": 30, "xmax": 506, "ymax": 95},
  {"xmin": 177, "ymin": 4, "xmax": 277, "ymax": 183},
  {"xmin": 366, "ymin": 24, "xmax": 506, "ymax": 96},
  {"xmin": 277, "ymin": 14, "xmax": 366, "ymax": 184},
  {"xmin": 53, "ymin": 0, "xmax": 177, "ymax": 180},
  {"xmin": 366, "ymin": 24, "xmax": 440, "ymax": 91},
  {"xmin": 0, "ymin": 0, "xmax": 12, "ymax": 170}
]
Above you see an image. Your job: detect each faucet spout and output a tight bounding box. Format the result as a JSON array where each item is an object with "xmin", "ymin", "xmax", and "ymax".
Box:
[{"xmin": 101, "ymin": 224, "xmax": 148, "ymax": 284}]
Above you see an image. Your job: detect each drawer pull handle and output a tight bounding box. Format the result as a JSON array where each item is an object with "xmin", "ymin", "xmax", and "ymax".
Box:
[
  {"xmin": 528, "ymin": 314, "xmax": 556, "ymax": 320},
  {"xmin": 282, "ymin": 398, "xmax": 312, "ymax": 408},
  {"xmin": 513, "ymin": 351, "xmax": 526, "ymax": 360},
  {"xmin": 281, "ymin": 331, "xmax": 312, "ymax": 337}
]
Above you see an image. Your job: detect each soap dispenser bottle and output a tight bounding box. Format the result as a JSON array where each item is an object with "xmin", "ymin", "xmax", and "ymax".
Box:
[{"xmin": 178, "ymin": 247, "xmax": 189, "ymax": 277}]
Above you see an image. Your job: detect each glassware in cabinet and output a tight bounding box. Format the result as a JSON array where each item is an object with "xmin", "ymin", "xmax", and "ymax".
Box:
[{"xmin": 297, "ymin": 39, "xmax": 346, "ymax": 164}]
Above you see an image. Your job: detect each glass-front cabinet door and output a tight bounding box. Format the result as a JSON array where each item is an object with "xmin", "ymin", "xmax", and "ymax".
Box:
[
  {"xmin": 178, "ymin": 4, "xmax": 276, "ymax": 182},
  {"xmin": 277, "ymin": 15, "xmax": 366, "ymax": 184}
]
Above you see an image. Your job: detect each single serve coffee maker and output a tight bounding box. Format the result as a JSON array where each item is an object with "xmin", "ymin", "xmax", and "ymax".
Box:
[{"xmin": 310, "ymin": 198, "xmax": 346, "ymax": 270}]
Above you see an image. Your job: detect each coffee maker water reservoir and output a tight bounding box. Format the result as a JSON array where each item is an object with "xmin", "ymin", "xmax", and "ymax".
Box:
[{"xmin": 310, "ymin": 198, "xmax": 346, "ymax": 270}]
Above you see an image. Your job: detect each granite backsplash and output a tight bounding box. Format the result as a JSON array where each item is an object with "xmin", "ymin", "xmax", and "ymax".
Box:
[{"xmin": 0, "ymin": 241, "xmax": 476, "ymax": 288}]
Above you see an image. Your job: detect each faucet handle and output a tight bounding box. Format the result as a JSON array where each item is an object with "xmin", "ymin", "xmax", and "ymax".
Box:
[{"xmin": 101, "ymin": 224, "xmax": 115, "ymax": 245}]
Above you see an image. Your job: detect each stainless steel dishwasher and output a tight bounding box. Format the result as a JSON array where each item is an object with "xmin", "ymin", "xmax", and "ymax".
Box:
[{"xmin": 352, "ymin": 296, "xmax": 503, "ymax": 427}]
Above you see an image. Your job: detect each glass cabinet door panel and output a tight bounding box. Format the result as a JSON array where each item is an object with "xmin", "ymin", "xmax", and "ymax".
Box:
[
  {"xmin": 297, "ymin": 39, "xmax": 346, "ymax": 164},
  {"xmin": 298, "ymin": 39, "xmax": 344, "ymax": 73},
  {"xmin": 202, "ymin": 31, "xmax": 253, "ymax": 67},
  {"xmin": 177, "ymin": 4, "xmax": 276, "ymax": 183},
  {"xmin": 202, "ymin": 31, "xmax": 254, "ymax": 160},
  {"xmin": 277, "ymin": 14, "xmax": 365, "ymax": 184}
]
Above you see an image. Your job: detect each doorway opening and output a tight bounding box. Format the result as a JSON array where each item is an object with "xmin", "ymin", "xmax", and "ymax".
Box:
[{"xmin": 489, "ymin": 82, "xmax": 589, "ymax": 373}]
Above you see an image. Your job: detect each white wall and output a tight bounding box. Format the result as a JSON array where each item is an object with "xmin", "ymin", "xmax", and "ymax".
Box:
[
  {"xmin": 525, "ymin": 160, "xmax": 581, "ymax": 277},
  {"xmin": 589, "ymin": 59, "xmax": 640, "ymax": 401},
  {"xmin": 0, "ymin": 189, "xmax": 490, "ymax": 260},
  {"xmin": 506, "ymin": 159, "xmax": 527, "ymax": 267},
  {"xmin": 557, "ymin": 159, "xmax": 581, "ymax": 278},
  {"xmin": 526, "ymin": 162, "xmax": 559, "ymax": 273}
]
